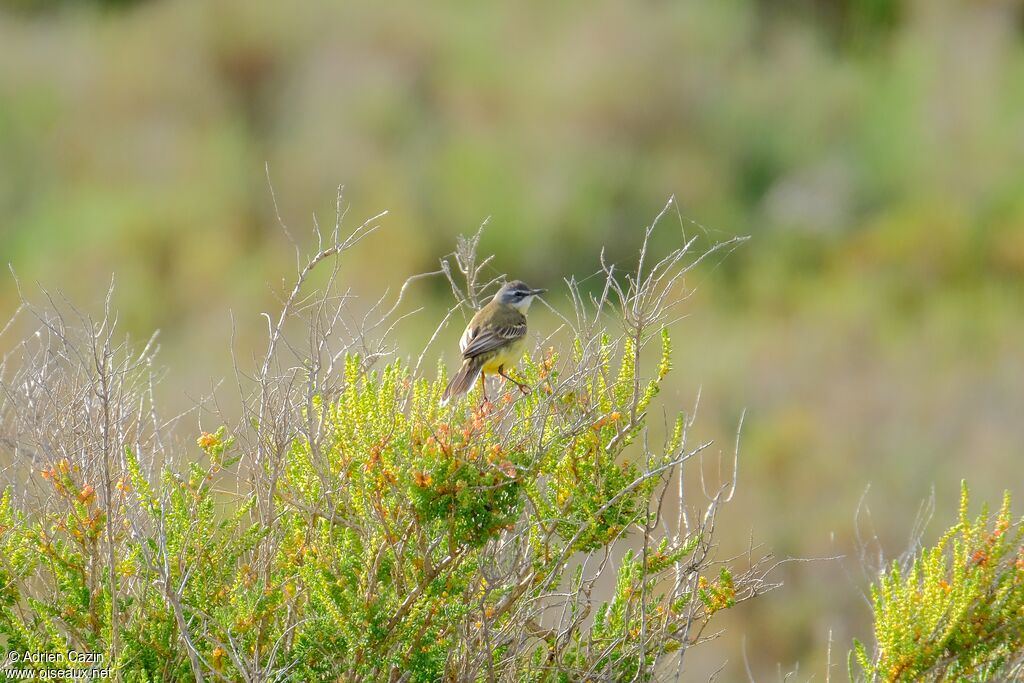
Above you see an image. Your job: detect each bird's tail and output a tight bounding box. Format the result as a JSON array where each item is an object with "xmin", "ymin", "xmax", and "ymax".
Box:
[{"xmin": 441, "ymin": 357, "xmax": 485, "ymax": 405}]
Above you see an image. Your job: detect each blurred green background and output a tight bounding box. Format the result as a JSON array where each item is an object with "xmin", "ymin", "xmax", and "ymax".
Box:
[{"xmin": 2, "ymin": 0, "xmax": 1023, "ymax": 678}]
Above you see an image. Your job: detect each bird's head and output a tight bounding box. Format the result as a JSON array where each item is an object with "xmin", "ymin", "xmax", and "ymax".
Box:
[{"xmin": 494, "ymin": 280, "xmax": 547, "ymax": 312}]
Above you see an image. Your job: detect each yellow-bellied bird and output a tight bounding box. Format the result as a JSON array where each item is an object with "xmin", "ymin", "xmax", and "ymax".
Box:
[{"xmin": 441, "ymin": 280, "xmax": 546, "ymax": 404}]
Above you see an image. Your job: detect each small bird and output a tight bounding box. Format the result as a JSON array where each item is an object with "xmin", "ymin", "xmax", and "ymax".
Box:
[{"xmin": 441, "ymin": 280, "xmax": 547, "ymax": 405}]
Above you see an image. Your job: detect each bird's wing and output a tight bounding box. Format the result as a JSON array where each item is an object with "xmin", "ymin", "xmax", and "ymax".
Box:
[
  {"xmin": 461, "ymin": 320, "xmax": 527, "ymax": 359},
  {"xmin": 458, "ymin": 323, "xmax": 476, "ymax": 354}
]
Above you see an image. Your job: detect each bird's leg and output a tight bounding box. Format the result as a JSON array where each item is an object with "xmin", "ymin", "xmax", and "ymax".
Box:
[
  {"xmin": 498, "ymin": 366, "xmax": 531, "ymax": 395},
  {"xmin": 478, "ymin": 371, "xmax": 490, "ymax": 408}
]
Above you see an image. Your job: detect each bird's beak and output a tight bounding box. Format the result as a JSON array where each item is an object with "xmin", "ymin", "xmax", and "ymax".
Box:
[{"xmin": 530, "ymin": 288, "xmax": 547, "ymax": 296}]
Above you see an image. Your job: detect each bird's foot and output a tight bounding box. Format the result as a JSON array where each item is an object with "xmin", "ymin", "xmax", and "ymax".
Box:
[{"xmin": 497, "ymin": 366, "xmax": 531, "ymax": 396}]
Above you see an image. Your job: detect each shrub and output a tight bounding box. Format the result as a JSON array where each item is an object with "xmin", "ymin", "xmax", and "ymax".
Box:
[
  {"xmin": 0, "ymin": 201, "xmax": 771, "ymax": 680},
  {"xmin": 851, "ymin": 482, "xmax": 1024, "ymax": 682}
]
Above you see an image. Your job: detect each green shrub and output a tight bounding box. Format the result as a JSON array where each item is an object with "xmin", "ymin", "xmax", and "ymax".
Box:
[
  {"xmin": 0, "ymin": 212, "xmax": 769, "ymax": 680},
  {"xmin": 851, "ymin": 482, "xmax": 1024, "ymax": 682}
]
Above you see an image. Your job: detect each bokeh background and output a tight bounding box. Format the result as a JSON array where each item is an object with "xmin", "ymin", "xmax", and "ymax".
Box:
[{"xmin": 2, "ymin": 0, "xmax": 1024, "ymax": 678}]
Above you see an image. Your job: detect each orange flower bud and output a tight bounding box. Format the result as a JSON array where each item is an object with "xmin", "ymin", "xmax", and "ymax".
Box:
[
  {"xmin": 197, "ymin": 432, "xmax": 219, "ymax": 449},
  {"xmin": 77, "ymin": 484, "xmax": 96, "ymax": 506}
]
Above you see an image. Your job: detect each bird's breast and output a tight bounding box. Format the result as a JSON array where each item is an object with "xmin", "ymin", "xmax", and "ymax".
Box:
[{"xmin": 481, "ymin": 337, "xmax": 525, "ymax": 373}]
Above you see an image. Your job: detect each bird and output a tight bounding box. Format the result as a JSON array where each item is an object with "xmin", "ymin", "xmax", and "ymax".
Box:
[{"xmin": 441, "ymin": 280, "xmax": 547, "ymax": 405}]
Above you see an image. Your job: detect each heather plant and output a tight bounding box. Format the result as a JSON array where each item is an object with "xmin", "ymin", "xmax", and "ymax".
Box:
[
  {"xmin": 0, "ymin": 199, "xmax": 772, "ymax": 681},
  {"xmin": 851, "ymin": 483, "xmax": 1024, "ymax": 682}
]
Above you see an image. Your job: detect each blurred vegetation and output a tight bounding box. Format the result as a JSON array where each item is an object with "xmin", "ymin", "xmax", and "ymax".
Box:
[{"xmin": 1, "ymin": 0, "xmax": 1023, "ymax": 678}]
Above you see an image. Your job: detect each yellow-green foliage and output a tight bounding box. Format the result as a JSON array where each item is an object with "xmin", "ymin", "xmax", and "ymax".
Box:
[
  {"xmin": 0, "ymin": 330, "xmax": 736, "ymax": 681},
  {"xmin": 852, "ymin": 482, "xmax": 1024, "ymax": 682}
]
